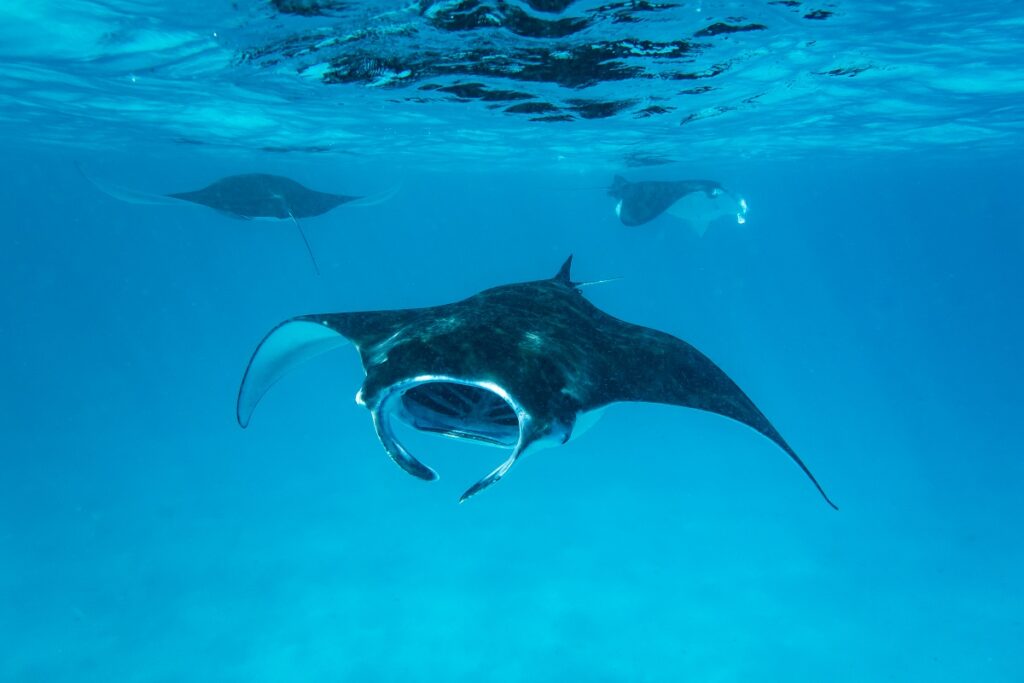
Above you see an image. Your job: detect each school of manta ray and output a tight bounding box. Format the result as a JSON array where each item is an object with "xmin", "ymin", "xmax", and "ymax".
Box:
[{"xmin": 82, "ymin": 167, "xmax": 834, "ymax": 510}]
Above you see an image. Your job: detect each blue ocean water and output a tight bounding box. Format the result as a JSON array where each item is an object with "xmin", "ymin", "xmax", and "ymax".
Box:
[{"xmin": 1, "ymin": 1, "xmax": 1022, "ymax": 681}]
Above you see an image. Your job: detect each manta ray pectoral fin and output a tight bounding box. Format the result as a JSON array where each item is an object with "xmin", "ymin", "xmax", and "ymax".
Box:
[
  {"xmin": 603, "ymin": 325, "xmax": 839, "ymax": 509},
  {"xmin": 236, "ymin": 317, "xmax": 351, "ymax": 427},
  {"xmin": 76, "ymin": 162, "xmax": 184, "ymax": 207},
  {"xmin": 346, "ymin": 183, "xmax": 402, "ymax": 208}
]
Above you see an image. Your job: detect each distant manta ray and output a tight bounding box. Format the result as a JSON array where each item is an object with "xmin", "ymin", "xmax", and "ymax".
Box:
[
  {"xmin": 78, "ymin": 167, "xmax": 392, "ymax": 274},
  {"xmin": 609, "ymin": 175, "xmax": 748, "ymax": 233},
  {"xmin": 237, "ymin": 256, "xmax": 838, "ymax": 508}
]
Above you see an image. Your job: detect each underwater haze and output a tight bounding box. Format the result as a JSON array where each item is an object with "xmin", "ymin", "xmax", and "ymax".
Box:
[{"xmin": 1, "ymin": 1, "xmax": 1022, "ymax": 681}]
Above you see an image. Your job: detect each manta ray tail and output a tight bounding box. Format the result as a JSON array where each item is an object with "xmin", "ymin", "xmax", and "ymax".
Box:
[
  {"xmin": 288, "ymin": 211, "xmax": 321, "ymax": 275},
  {"xmin": 575, "ymin": 276, "xmax": 623, "ymax": 288}
]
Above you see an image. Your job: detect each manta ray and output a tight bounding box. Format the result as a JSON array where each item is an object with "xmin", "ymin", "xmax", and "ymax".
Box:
[
  {"xmin": 164, "ymin": 174, "xmax": 361, "ymax": 274},
  {"xmin": 78, "ymin": 166, "xmax": 382, "ymax": 274},
  {"xmin": 237, "ymin": 257, "xmax": 837, "ymax": 508},
  {"xmin": 609, "ymin": 175, "xmax": 748, "ymax": 232},
  {"xmin": 167, "ymin": 174, "xmax": 360, "ymax": 220}
]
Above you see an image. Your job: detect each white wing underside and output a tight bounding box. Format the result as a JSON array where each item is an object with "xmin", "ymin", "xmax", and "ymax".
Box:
[
  {"xmin": 666, "ymin": 192, "xmax": 747, "ymax": 236},
  {"xmin": 236, "ymin": 319, "xmax": 351, "ymax": 427}
]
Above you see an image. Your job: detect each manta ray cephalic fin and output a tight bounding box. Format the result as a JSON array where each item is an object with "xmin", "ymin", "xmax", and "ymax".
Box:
[
  {"xmin": 370, "ymin": 405, "xmax": 439, "ymax": 481},
  {"xmin": 459, "ymin": 450, "xmax": 521, "ymax": 502},
  {"xmin": 458, "ymin": 422, "xmax": 544, "ymax": 503}
]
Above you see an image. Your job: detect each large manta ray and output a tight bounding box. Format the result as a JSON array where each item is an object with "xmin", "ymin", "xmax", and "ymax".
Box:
[
  {"xmin": 609, "ymin": 175, "xmax": 748, "ymax": 230},
  {"xmin": 78, "ymin": 167, "xmax": 372, "ymax": 274},
  {"xmin": 237, "ymin": 257, "xmax": 837, "ymax": 508}
]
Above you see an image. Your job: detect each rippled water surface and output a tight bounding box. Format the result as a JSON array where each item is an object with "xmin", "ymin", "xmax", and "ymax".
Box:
[{"xmin": 2, "ymin": 0, "xmax": 1022, "ymax": 164}]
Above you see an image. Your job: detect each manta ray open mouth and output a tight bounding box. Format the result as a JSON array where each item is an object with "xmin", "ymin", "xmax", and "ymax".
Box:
[
  {"xmin": 365, "ymin": 376, "xmax": 530, "ymax": 489},
  {"xmin": 395, "ymin": 379, "xmax": 521, "ymax": 447}
]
